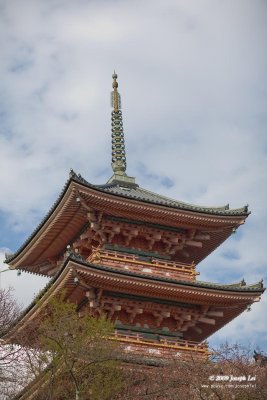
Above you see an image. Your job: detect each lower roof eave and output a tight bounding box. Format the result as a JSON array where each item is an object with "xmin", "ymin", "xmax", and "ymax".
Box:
[
  {"xmin": 69, "ymin": 260, "xmax": 263, "ymax": 304},
  {"xmin": 5, "ymin": 255, "xmax": 264, "ymax": 341}
]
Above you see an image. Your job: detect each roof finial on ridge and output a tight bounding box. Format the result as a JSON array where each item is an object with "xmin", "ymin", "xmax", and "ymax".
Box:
[
  {"xmin": 107, "ymin": 72, "xmax": 136, "ymax": 187},
  {"xmin": 111, "ymin": 71, "xmax": 120, "ymax": 112}
]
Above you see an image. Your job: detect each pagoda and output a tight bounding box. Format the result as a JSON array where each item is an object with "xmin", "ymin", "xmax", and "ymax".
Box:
[{"xmin": 5, "ymin": 73, "xmax": 264, "ymax": 364}]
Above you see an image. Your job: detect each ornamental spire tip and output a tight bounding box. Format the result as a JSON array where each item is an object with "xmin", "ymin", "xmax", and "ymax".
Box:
[
  {"xmin": 108, "ymin": 72, "xmax": 136, "ymax": 187},
  {"xmin": 111, "ymin": 71, "xmax": 120, "ymax": 110}
]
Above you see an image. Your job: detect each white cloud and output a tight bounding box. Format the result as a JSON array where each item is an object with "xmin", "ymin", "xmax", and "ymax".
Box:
[
  {"xmin": 209, "ymin": 296, "xmax": 267, "ymax": 350},
  {"xmin": 0, "ymin": 0, "xmax": 266, "ymax": 347},
  {"xmin": 0, "ymin": 248, "xmax": 49, "ymax": 306}
]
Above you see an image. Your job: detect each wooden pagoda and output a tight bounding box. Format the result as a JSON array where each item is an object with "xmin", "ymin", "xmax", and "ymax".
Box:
[{"xmin": 5, "ymin": 73, "xmax": 264, "ymax": 364}]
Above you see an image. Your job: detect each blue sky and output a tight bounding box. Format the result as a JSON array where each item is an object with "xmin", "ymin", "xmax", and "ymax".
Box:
[{"xmin": 0, "ymin": 0, "xmax": 267, "ymax": 351}]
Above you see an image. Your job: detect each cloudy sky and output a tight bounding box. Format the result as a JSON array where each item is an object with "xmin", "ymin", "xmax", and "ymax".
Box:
[{"xmin": 0, "ymin": 0, "xmax": 266, "ymax": 350}]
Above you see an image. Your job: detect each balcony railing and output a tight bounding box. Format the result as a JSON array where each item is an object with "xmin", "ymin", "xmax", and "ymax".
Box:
[
  {"xmin": 110, "ymin": 330, "xmax": 209, "ymax": 355},
  {"xmin": 89, "ymin": 249, "xmax": 198, "ymax": 281}
]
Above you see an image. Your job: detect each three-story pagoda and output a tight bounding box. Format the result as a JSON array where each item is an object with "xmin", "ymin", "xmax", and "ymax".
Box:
[{"xmin": 5, "ymin": 73, "xmax": 264, "ymax": 363}]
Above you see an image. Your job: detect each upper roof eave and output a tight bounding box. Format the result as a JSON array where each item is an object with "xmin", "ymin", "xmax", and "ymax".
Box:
[
  {"xmin": 5, "ymin": 169, "xmax": 249, "ymax": 265},
  {"xmin": 5, "ymin": 175, "xmax": 74, "ymax": 264},
  {"xmin": 72, "ymin": 170, "xmax": 250, "ymax": 217}
]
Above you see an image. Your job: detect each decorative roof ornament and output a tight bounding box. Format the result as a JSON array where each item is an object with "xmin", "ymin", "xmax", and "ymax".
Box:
[
  {"xmin": 107, "ymin": 72, "xmax": 137, "ymax": 187},
  {"xmin": 111, "ymin": 72, "xmax": 126, "ymax": 173}
]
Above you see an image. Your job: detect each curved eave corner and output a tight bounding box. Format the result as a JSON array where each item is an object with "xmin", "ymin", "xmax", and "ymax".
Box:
[{"xmin": 5, "ymin": 173, "xmax": 75, "ymax": 266}]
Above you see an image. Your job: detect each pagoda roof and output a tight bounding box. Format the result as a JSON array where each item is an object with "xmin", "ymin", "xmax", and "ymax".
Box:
[
  {"xmin": 5, "ymin": 252, "xmax": 264, "ymax": 343},
  {"xmin": 6, "ymin": 170, "xmax": 250, "ymax": 269},
  {"xmin": 72, "ymin": 171, "xmax": 249, "ymax": 216},
  {"xmin": 67, "ymin": 252, "xmax": 264, "ymax": 293}
]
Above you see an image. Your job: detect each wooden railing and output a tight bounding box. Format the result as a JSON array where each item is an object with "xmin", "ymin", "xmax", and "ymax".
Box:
[
  {"xmin": 89, "ymin": 249, "xmax": 198, "ymax": 280},
  {"xmin": 110, "ymin": 330, "xmax": 209, "ymax": 354}
]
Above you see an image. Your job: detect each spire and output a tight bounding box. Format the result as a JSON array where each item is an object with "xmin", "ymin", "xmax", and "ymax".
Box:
[
  {"xmin": 111, "ymin": 72, "xmax": 126, "ymax": 174},
  {"xmin": 107, "ymin": 72, "xmax": 136, "ymax": 187}
]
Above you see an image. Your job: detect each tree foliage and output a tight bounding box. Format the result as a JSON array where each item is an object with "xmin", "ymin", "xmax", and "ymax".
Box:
[
  {"xmin": 117, "ymin": 343, "xmax": 267, "ymax": 400},
  {"xmin": 0, "ymin": 288, "xmax": 23, "ymax": 400},
  {"xmin": 17, "ymin": 296, "xmax": 123, "ymax": 400},
  {"xmin": 1, "ymin": 289, "xmax": 266, "ymax": 400},
  {"xmin": 0, "ymin": 287, "xmax": 20, "ymax": 337}
]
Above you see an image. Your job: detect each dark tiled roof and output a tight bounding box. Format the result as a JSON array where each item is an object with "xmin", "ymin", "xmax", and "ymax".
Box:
[
  {"xmin": 3, "ymin": 252, "xmax": 264, "ymax": 339},
  {"xmin": 68, "ymin": 253, "xmax": 264, "ymax": 293},
  {"xmin": 72, "ymin": 170, "xmax": 249, "ymax": 216},
  {"xmin": 5, "ymin": 169, "xmax": 249, "ymax": 264}
]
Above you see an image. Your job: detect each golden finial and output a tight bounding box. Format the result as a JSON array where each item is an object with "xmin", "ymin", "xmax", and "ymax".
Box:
[
  {"xmin": 111, "ymin": 71, "xmax": 121, "ymax": 112},
  {"xmin": 112, "ymin": 71, "xmax": 118, "ymax": 87}
]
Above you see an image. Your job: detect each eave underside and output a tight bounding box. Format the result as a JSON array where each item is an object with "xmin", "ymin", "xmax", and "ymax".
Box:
[
  {"xmin": 7, "ymin": 257, "xmax": 263, "ymax": 344},
  {"xmin": 7, "ymin": 181, "xmax": 248, "ymax": 271}
]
